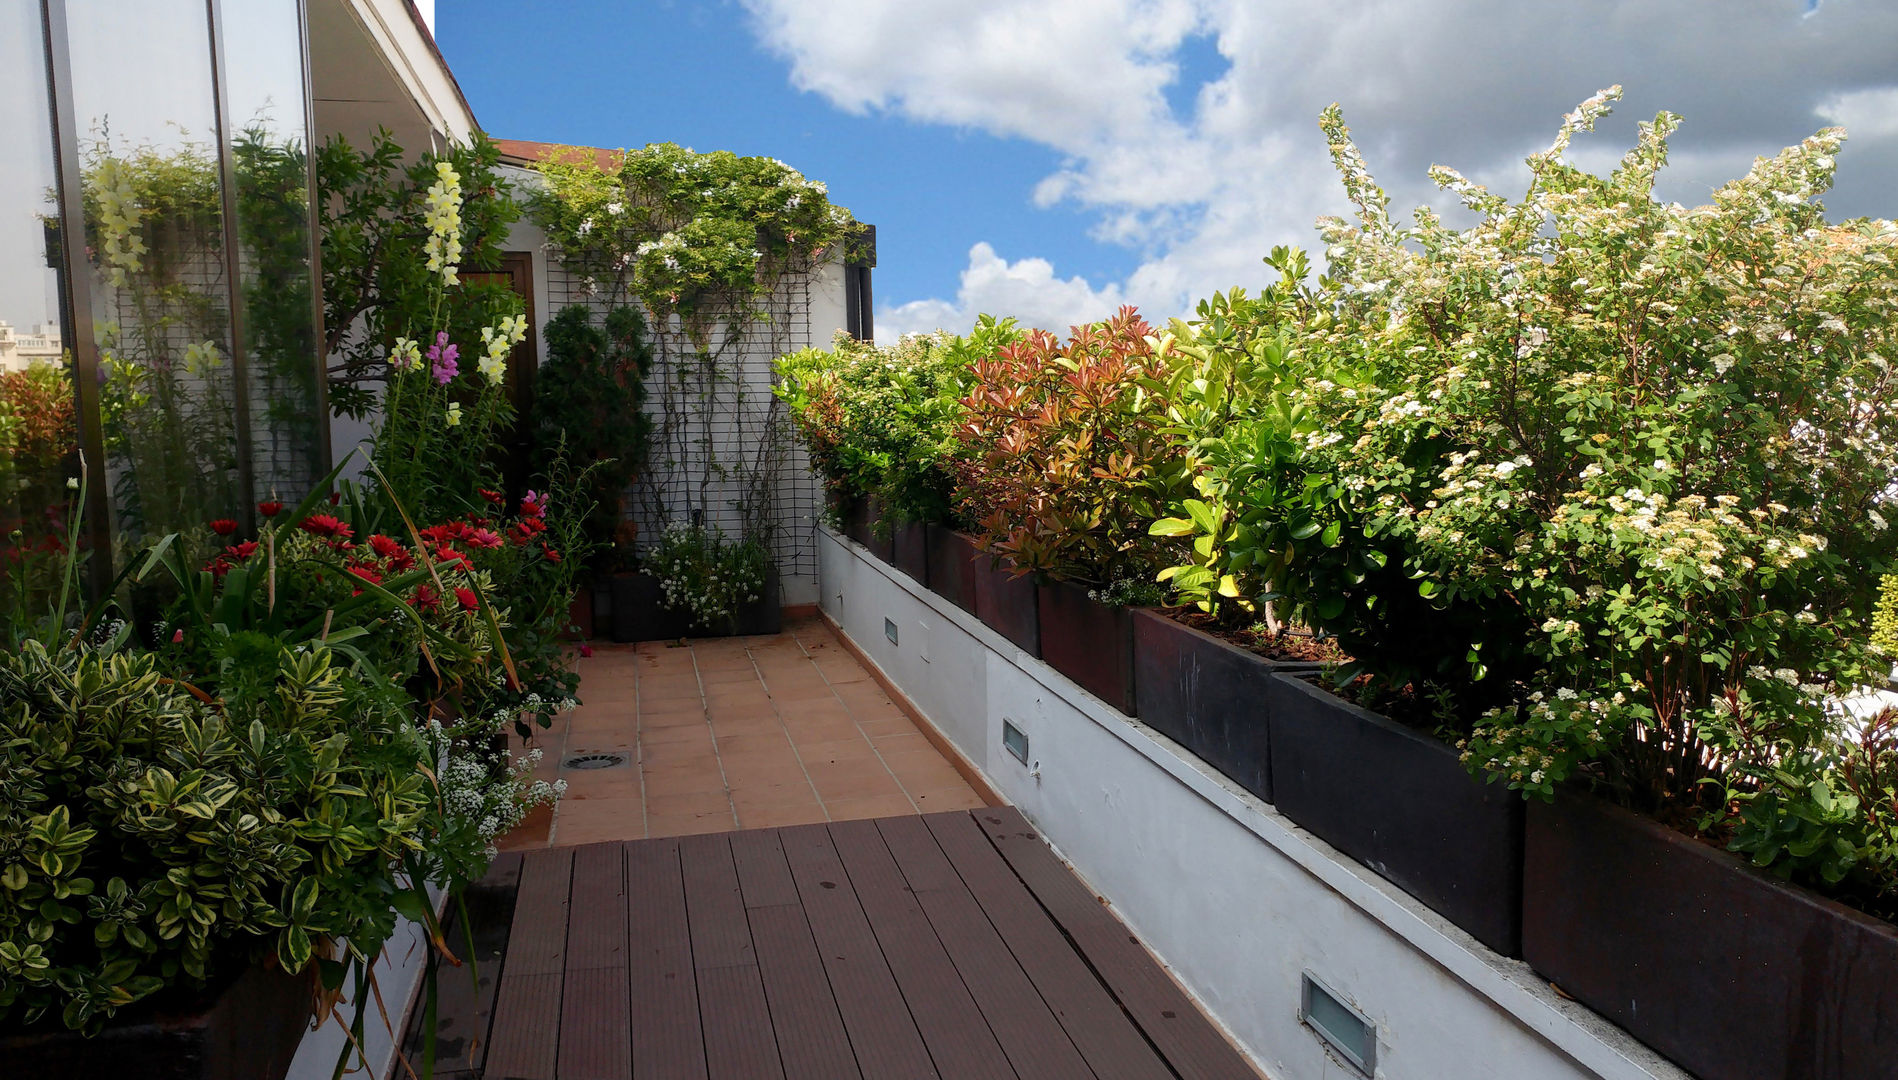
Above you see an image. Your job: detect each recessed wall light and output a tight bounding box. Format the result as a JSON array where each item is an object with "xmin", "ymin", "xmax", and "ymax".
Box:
[
  {"xmin": 884, "ymin": 617, "xmax": 899, "ymax": 645},
  {"xmin": 1002, "ymin": 719, "xmax": 1030, "ymax": 764},
  {"xmin": 1301, "ymin": 972, "xmax": 1376, "ymax": 1076}
]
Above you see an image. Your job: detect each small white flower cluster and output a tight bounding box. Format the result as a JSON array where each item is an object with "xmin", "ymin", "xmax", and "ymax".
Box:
[{"xmin": 423, "ymin": 160, "xmax": 464, "ymax": 284}]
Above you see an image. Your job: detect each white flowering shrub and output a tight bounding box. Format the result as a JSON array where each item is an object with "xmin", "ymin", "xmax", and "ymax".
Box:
[
  {"xmin": 1294, "ymin": 86, "xmax": 1898, "ymax": 820},
  {"xmin": 644, "ymin": 522, "xmax": 770, "ymax": 632}
]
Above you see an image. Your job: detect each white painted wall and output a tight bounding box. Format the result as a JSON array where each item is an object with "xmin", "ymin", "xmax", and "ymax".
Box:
[
  {"xmin": 819, "ymin": 529, "xmax": 1689, "ymax": 1080},
  {"xmin": 286, "ymin": 903, "xmax": 438, "ymax": 1080}
]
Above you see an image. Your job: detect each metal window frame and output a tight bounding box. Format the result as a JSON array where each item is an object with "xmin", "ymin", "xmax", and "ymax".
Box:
[{"xmin": 34, "ymin": 0, "xmax": 327, "ymax": 594}]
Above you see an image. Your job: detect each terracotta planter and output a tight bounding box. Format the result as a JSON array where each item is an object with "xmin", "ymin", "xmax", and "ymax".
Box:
[
  {"xmin": 923, "ymin": 525, "xmax": 980, "ymax": 615},
  {"xmin": 611, "ymin": 568, "xmax": 782, "ymax": 642},
  {"xmin": 1266, "ymin": 672, "xmax": 1523, "ymax": 955},
  {"xmin": 0, "ymin": 959, "xmax": 311, "ymax": 1080},
  {"xmin": 891, "ymin": 519, "xmax": 929, "ymax": 586},
  {"xmin": 1131, "ymin": 609, "xmax": 1321, "ymax": 803},
  {"xmin": 1036, "ymin": 579, "xmax": 1136, "ymax": 716},
  {"xmin": 1525, "ymin": 792, "xmax": 1898, "ymax": 1080},
  {"xmin": 971, "ymin": 551, "xmax": 1040, "ymax": 657}
]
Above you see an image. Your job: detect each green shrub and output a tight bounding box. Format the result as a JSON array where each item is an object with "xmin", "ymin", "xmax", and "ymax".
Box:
[
  {"xmin": 955, "ymin": 307, "xmax": 1193, "ymax": 589},
  {"xmin": 775, "ymin": 319, "xmax": 1018, "ymax": 527},
  {"xmin": 1299, "ymin": 87, "xmax": 1898, "ymax": 814},
  {"xmin": 532, "ymin": 305, "xmax": 651, "ymax": 566}
]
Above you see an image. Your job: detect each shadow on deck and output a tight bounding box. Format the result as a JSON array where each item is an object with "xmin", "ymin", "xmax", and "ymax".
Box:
[{"xmin": 406, "ymin": 807, "xmax": 1261, "ymax": 1079}]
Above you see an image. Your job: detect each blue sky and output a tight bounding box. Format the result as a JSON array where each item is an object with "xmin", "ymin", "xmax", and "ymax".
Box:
[
  {"xmin": 438, "ymin": 1, "xmax": 1173, "ymax": 327},
  {"xmin": 439, "ymin": 1, "xmax": 1898, "ymax": 340}
]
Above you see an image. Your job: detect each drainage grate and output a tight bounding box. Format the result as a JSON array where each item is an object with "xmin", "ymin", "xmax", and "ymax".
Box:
[{"xmin": 561, "ymin": 752, "xmax": 628, "ymax": 771}]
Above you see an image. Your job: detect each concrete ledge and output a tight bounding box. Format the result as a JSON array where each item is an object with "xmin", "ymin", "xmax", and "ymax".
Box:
[{"xmin": 820, "ymin": 527, "xmax": 1687, "ymax": 1080}]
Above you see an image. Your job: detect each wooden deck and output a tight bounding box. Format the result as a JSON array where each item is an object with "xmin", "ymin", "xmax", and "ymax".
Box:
[{"xmin": 411, "ymin": 807, "xmax": 1261, "ymax": 1079}]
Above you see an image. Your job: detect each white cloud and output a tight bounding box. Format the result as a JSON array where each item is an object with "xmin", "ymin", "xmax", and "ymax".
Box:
[
  {"xmin": 878, "ymin": 242, "xmax": 1127, "ymax": 339},
  {"xmin": 744, "ymin": 0, "xmax": 1898, "ymax": 340}
]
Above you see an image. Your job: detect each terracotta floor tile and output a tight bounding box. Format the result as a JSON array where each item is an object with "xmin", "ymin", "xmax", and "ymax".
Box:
[
  {"xmin": 647, "ymin": 790, "xmax": 735, "ymax": 818},
  {"xmin": 638, "ymin": 705, "xmax": 709, "ymax": 728},
  {"xmin": 909, "ymin": 785, "xmax": 988, "ymax": 812},
  {"xmin": 641, "ymin": 761, "xmax": 728, "ymax": 797},
  {"xmin": 729, "ymin": 781, "xmax": 822, "ymax": 812},
  {"xmin": 558, "ymin": 769, "xmax": 644, "ymax": 800},
  {"xmin": 784, "ymin": 717, "xmax": 861, "ymax": 744},
  {"xmin": 885, "ymin": 752, "xmax": 967, "ymax": 791},
  {"xmin": 551, "ymin": 797, "xmax": 644, "ymax": 845},
  {"xmin": 858, "ymin": 716, "xmax": 921, "ymax": 740},
  {"xmin": 764, "ymin": 681, "xmax": 837, "ymax": 704},
  {"xmin": 638, "ymin": 721, "xmax": 715, "ymax": 746},
  {"xmin": 736, "ymin": 802, "xmax": 831, "ymax": 829},
  {"xmin": 721, "ymin": 760, "xmax": 813, "ymax": 790},
  {"xmin": 822, "ymin": 793, "xmax": 919, "ymax": 821},
  {"xmin": 808, "ymin": 764, "xmax": 905, "ymax": 801},
  {"xmin": 774, "ymin": 698, "xmax": 852, "ymax": 723},
  {"xmin": 641, "ymin": 738, "xmax": 726, "ymax": 766},
  {"xmin": 705, "ymin": 711, "xmax": 785, "ymax": 737},
  {"xmin": 868, "ymin": 731, "xmax": 930, "ymax": 754},
  {"xmin": 636, "ymin": 684, "xmax": 704, "ymax": 706},
  {"xmin": 791, "ymin": 737, "xmax": 879, "ymax": 765},
  {"xmin": 646, "ymin": 811, "xmax": 740, "ymax": 837}
]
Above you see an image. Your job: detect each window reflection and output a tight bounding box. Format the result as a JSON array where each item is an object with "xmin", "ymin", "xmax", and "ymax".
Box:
[
  {"xmin": 66, "ymin": 0, "xmax": 241, "ymax": 558},
  {"xmin": 0, "ymin": 2, "xmax": 81, "ymax": 607},
  {"xmin": 224, "ymin": 0, "xmax": 325, "ymax": 502}
]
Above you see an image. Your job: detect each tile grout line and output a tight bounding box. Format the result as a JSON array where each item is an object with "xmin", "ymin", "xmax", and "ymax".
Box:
[
  {"xmin": 688, "ymin": 641, "xmax": 743, "ymax": 831},
  {"xmin": 741, "ymin": 636, "xmax": 833, "ymax": 823},
  {"xmin": 792, "ymin": 624, "xmax": 923, "ymax": 814},
  {"xmin": 631, "ymin": 647, "xmax": 650, "ymax": 842}
]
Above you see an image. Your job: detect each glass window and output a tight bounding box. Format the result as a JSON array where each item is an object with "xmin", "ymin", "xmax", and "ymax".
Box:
[
  {"xmin": 66, "ymin": 0, "xmax": 241, "ymax": 556},
  {"xmin": 0, "ymin": 3, "xmax": 82, "ymax": 608},
  {"xmin": 223, "ymin": 0, "xmax": 325, "ymax": 504}
]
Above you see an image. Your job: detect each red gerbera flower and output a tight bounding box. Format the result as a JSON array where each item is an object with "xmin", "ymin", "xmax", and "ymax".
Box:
[
  {"xmin": 299, "ymin": 513, "xmax": 353, "ymax": 540},
  {"xmin": 346, "ymin": 563, "xmax": 383, "ymax": 586},
  {"xmin": 410, "ymin": 584, "xmax": 441, "ymax": 613},
  {"xmin": 327, "ymin": 490, "xmax": 342, "ymax": 505},
  {"xmin": 208, "ymin": 518, "xmax": 238, "ymax": 536},
  {"xmin": 202, "ymin": 555, "xmax": 232, "ymax": 578},
  {"xmin": 228, "ymin": 540, "xmax": 258, "ymax": 561},
  {"xmin": 454, "ymin": 586, "xmax": 480, "ymax": 612},
  {"xmin": 541, "ymin": 543, "xmax": 562, "ymax": 563},
  {"xmin": 464, "ymin": 528, "xmax": 504, "ymax": 550},
  {"xmin": 432, "ymin": 546, "xmax": 472, "ymax": 572},
  {"xmin": 509, "ymin": 517, "xmax": 546, "ymax": 544},
  {"xmin": 478, "ymin": 488, "xmax": 504, "ymax": 506},
  {"xmin": 257, "ymin": 500, "xmax": 283, "ymax": 518},
  {"xmin": 368, "ymin": 534, "xmax": 405, "ymax": 559}
]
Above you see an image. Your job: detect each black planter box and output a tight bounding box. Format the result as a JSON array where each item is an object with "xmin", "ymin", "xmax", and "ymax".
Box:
[
  {"xmin": 843, "ymin": 497, "xmax": 895, "ymax": 563},
  {"xmin": 923, "ymin": 525, "xmax": 980, "ymax": 615},
  {"xmin": 0, "ymin": 960, "xmax": 310, "ymax": 1080},
  {"xmin": 971, "ymin": 551, "xmax": 1039, "ymax": 657},
  {"xmin": 610, "ymin": 568, "xmax": 782, "ymax": 642},
  {"xmin": 1266, "ymin": 672, "xmax": 1523, "ymax": 955},
  {"xmin": 891, "ymin": 519, "xmax": 929, "ymax": 586},
  {"xmin": 1131, "ymin": 609, "xmax": 1322, "ymax": 803},
  {"xmin": 1525, "ymin": 792, "xmax": 1898, "ymax": 1080},
  {"xmin": 1036, "ymin": 579, "xmax": 1136, "ymax": 716}
]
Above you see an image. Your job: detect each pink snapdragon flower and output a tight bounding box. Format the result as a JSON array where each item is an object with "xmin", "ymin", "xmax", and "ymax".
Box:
[{"xmin": 427, "ymin": 332, "xmax": 459, "ymax": 384}]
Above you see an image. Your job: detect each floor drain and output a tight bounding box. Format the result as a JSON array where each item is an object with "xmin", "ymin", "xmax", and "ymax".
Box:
[{"xmin": 561, "ymin": 752, "xmax": 628, "ymax": 771}]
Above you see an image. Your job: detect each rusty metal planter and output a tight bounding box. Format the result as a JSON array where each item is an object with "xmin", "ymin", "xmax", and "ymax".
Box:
[
  {"xmin": 1266, "ymin": 672, "xmax": 1523, "ymax": 955},
  {"xmin": 971, "ymin": 552, "xmax": 1040, "ymax": 657},
  {"xmin": 923, "ymin": 525, "xmax": 980, "ymax": 615},
  {"xmin": 891, "ymin": 519, "xmax": 929, "ymax": 586},
  {"xmin": 1131, "ymin": 609, "xmax": 1321, "ymax": 803},
  {"xmin": 1036, "ymin": 579, "xmax": 1136, "ymax": 716},
  {"xmin": 1525, "ymin": 791, "xmax": 1898, "ymax": 1080}
]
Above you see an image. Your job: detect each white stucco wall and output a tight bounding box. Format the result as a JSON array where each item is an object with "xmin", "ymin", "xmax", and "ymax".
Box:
[{"xmin": 819, "ymin": 528, "xmax": 1689, "ymax": 1080}]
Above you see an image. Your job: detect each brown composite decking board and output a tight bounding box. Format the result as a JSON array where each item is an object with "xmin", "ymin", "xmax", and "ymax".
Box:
[
  {"xmin": 828, "ymin": 817, "xmax": 1019, "ymax": 1080},
  {"xmin": 455, "ymin": 810, "xmax": 1261, "ymax": 1079},
  {"xmin": 978, "ymin": 806, "xmax": 1260, "ymax": 1080},
  {"xmin": 876, "ymin": 814, "xmax": 1098, "ymax": 1080},
  {"xmin": 678, "ymin": 832, "xmax": 787, "ymax": 1080},
  {"xmin": 558, "ymin": 844, "xmax": 631, "ymax": 1079},
  {"xmin": 922, "ymin": 812, "xmax": 1177, "ymax": 1080},
  {"xmin": 729, "ymin": 829, "xmax": 865, "ymax": 1080},
  {"xmin": 624, "ymin": 838, "xmax": 709, "ymax": 1080},
  {"xmin": 484, "ymin": 847, "xmax": 574, "ymax": 1080},
  {"xmin": 778, "ymin": 822, "xmax": 943, "ymax": 1080}
]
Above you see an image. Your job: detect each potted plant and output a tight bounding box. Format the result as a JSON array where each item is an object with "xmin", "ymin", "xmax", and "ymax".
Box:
[
  {"xmin": 955, "ymin": 308, "xmax": 1191, "ymax": 712},
  {"xmin": 623, "ymin": 522, "xmax": 780, "ymax": 641},
  {"xmin": 531, "ymin": 303, "xmax": 652, "ymax": 640}
]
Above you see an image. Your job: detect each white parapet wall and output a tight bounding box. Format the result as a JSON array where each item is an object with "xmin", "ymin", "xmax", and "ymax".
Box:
[{"xmin": 818, "ymin": 527, "xmax": 1687, "ymax": 1080}]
